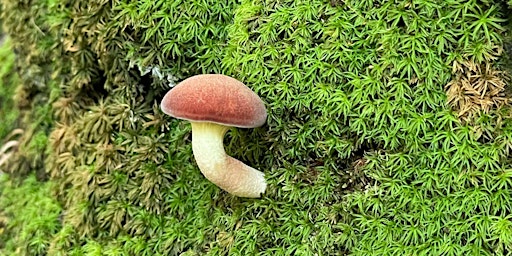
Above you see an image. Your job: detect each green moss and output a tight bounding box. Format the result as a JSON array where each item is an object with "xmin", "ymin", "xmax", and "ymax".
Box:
[
  {"xmin": 0, "ymin": 175, "xmax": 62, "ymax": 255},
  {"xmin": 0, "ymin": 0, "xmax": 60, "ymax": 178},
  {"xmin": 500, "ymin": 2, "xmax": 512, "ymax": 78},
  {"xmin": 0, "ymin": 38, "xmax": 19, "ymax": 140},
  {"xmin": 1, "ymin": 0, "xmax": 512, "ymax": 255}
]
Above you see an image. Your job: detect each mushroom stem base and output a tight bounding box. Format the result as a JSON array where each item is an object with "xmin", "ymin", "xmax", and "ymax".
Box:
[{"xmin": 190, "ymin": 122, "xmax": 267, "ymax": 198}]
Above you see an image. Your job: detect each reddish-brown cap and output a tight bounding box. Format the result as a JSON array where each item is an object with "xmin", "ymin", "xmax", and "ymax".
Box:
[{"xmin": 160, "ymin": 74, "xmax": 267, "ymax": 128}]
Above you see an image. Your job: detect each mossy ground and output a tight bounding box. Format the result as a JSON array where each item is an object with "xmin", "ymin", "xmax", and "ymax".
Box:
[
  {"xmin": 0, "ymin": 38, "xmax": 19, "ymax": 140},
  {"xmin": 2, "ymin": 0, "xmax": 512, "ymax": 255},
  {"xmin": 0, "ymin": 175, "xmax": 62, "ymax": 255}
]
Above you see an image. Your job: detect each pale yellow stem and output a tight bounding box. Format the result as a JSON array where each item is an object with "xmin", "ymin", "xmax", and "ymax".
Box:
[{"xmin": 190, "ymin": 122, "xmax": 266, "ymax": 198}]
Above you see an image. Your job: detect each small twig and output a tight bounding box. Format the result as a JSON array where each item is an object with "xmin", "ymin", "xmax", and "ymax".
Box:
[
  {"xmin": 0, "ymin": 129, "xmax": 24, "ymax": 172},
  {"xmin": 1, "ymin": 129, "xmax": 23, "ymax": 143},
  {"xmin": 0, "ymin": 140, "xmax": 19, "ymax": 167}
]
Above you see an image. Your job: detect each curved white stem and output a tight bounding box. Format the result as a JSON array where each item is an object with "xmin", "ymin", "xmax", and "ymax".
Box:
[{"xmin": 190, "ymin": 122, "xmax": 267, "ymax": 198}]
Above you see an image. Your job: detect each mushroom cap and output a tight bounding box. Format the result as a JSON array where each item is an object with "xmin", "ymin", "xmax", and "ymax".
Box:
[{"xmin": 160, "ymin": 74, "xmax": 267, "ymax": 128}]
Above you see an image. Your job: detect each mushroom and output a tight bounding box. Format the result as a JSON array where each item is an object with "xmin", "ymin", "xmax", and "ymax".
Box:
[{"xmin": 160, "ymin": 74, "xmax": 268, "ymax": 198}]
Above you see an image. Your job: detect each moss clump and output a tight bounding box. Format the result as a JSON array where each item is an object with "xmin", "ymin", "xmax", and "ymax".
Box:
[
  {"xmin": 1, "ymin": 0, "xmax": 512, "ymax": 255},
  {"xmin": 0, "ymin": 175, "xmax": 62, "ymax": 255},
  {"xmin": 0, "ymin": 0, "xmax": 59, "ymax": 179},
  {"xmin": 0, "ymin": 38, "xmax": 19, "ymax": 140}
]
